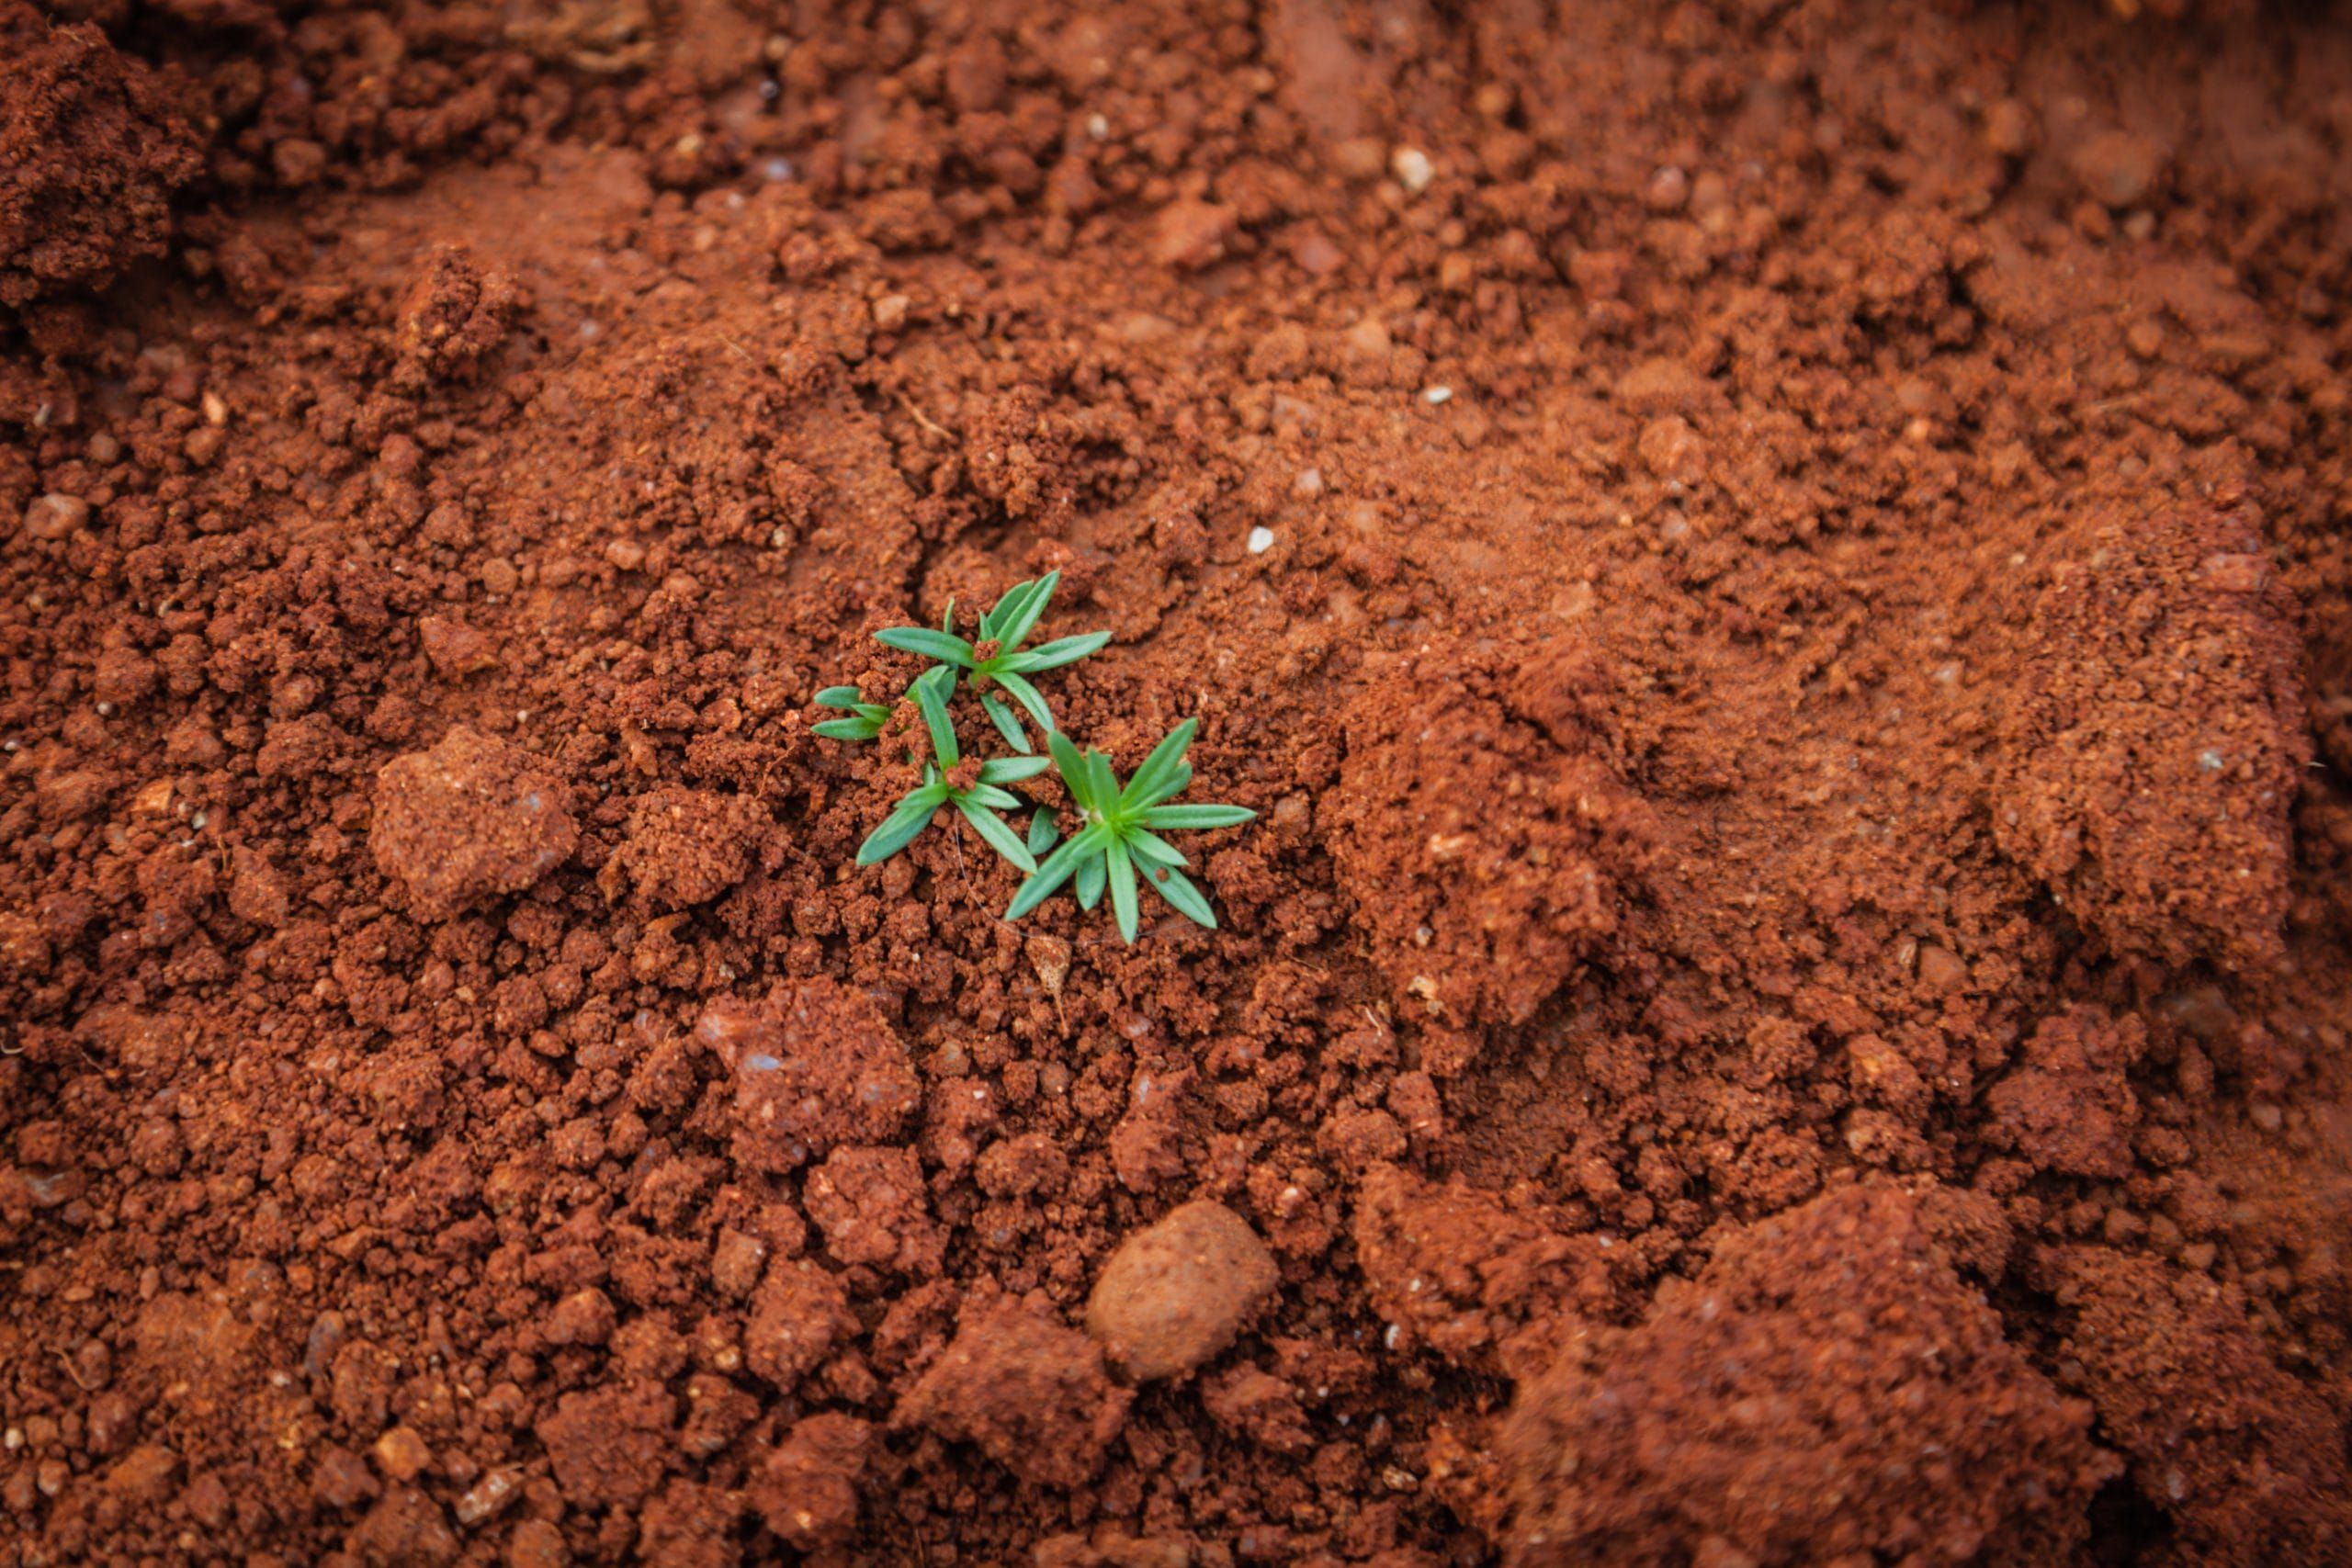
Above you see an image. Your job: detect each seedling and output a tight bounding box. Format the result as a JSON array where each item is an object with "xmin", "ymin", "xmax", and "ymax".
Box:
[
  {"xmin": 854, "ymin": 667, "xmax": 1051, "ymax": 870},
  {"xmin": 872, "ymin": 570, "xmax": 1108, "ymax": 751},
  {"xmin": 1009, "ymin": 718, "xmax": 1254, "ymax": 942},
  {"xmin": 810, "ymin": 687, "xmax": 891, "ymax": 741}
]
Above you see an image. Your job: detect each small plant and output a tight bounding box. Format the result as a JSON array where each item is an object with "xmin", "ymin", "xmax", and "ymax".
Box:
[
  {"xmin": 1009, "ymin": 719, "xmax": 1255, "ymax": 943},
  {"xmin": 812, "ymin": 579, "xmax": 1252, "ymax": 943},
  {"xmin": 854, "ymin": 667, "xmax": 1050, "ymax": 869},
  {"xmin": 871, "ymin": 570, "xmax": 1108, "ymax": 751},
  {"xmin": 809, "ymin": 686, "xmax": 892, "ymax": 741}
]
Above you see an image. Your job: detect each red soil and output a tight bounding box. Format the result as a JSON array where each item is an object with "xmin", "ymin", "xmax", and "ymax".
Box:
[{"xmin": 4, "ymin": 1, "xmax": 2352, "ymax": 1564}]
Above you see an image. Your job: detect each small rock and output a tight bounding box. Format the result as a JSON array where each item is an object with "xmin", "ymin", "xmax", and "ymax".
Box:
[
  {"xmin": 22, "ymin": 492, "xmax": 88, "ymax": 541},
  {"xmin": 1151, "ymin": 198, "xmax": 1238, "ymax": 271},
  {"xmin": 1084, "ymin": 1200, "xmax": 1280, "ymax": 1380},
  {"xmin": 452, "ymin": 1468, "xmax": 521, "ymax": 1528},
  {"xmin": 369, "ymin": 727, "xmax": 578, "ymax": 921},
  {"xmin": 1916, "ymin": 942, "xmax": 1970, "ymax": 993},
  {"xmin": 371, "ymin": 1426, "xmax": 433, "ymax": 1483},
  {"xmin": 417, "ymin": 615, "xmax": 499, "ymax": 678},
  {"xmin": 1247, "ymin": 526, "xmax": 1276, "ymax": 556},
  {"xmin": 1636, "ymin": 416, "xmax": 1706, "ymax": 484},
  {"xmin": 616, "ymin": 786, "xmax": 765, "ymax": 908},
  {"xmin": 752, "ymin": 1413, "xmax": 872, "ymax": 1550},
  {"xmin": 699, "ymin": 979, "xmax": 921, "ymax": 1175},
  {"xmin": 544, "ymin": 1287, "xmax": 616, "ymax": 1348},
  {"xmin": 2070, "ymin": 130, "xmax": 2166, "ymax": 209},
  {"xmin": 1643, "ymin": 164, "xmax": 1690, "ymax": 212},
  {"xmin": 745, "ymin": 1261, "xmax": 856, "ymax": 1393},
  {"xmin": 710, "ymin": 1227, "xmax": 768, "ymax": 1301},
  {"xmin": 104, "ymin": 1443, "xmax": 179, "ymax": 1504},
  {"xmin": 2199, "ymin": 552, "xmax": 2269, "ymax": 594},
  {"xmin": 1390, "ymin": 146, "xmax": 1433, "ymax": 194},
  {"xmin": 894, "ymin": 1296, "xmax": 1130, "ymax": 1487},
  {"xmin": 804, "ymin": 1145, "xmax": 942, "ymax": 1274},
  {"xmin": 536, "ymin": 1381, "xmax": 673, "ymax": 1510}
]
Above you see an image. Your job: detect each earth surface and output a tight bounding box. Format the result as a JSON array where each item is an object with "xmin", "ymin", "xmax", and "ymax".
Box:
[{"xmin": 4, "ymin": 1, "xmax": 2352, "ymax": 1564}]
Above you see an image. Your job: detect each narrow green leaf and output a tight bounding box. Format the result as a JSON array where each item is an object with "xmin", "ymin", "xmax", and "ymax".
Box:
[
  {"xmin": 995, "ymin": 671, "xmax": 1057, "ymax": 737},
  {"xmin": 1076, "ymin": 853, "xmax": 1106, "ymax": 910},
  {"xmin": 1001, "ymin": 630, "xmax": 1110, "ymax": 672},
  {"xmin": 942, "ymin": 596, "xmax": 956, "ymax": 635},
  {"xmin": 812, "ymin": 716, "xmax": 885, "ymax": 741},
  {"xmin": 1007, "ymin": 823, "xmax": 1111, "ymax": 919},
  {"xmin": 1125, "ymin": 829, "xmax": 1188, "ymax": 870},
  {"xmin": 1121, "ymin": 718, "xmax": 1198, "ymax": 808},
  {"xmin": 1046, "ymin": 729, "xmax": 1094, "ymax": 813},
  {"xmin": 1027, "ymin": 808, "xmax": 1059, "ymax": 855},
  {"xmin": 956, "ymin": 797, "xmax": 1037, "ymax": 873},
  {"xmin": 1147, "ymin": 863, "xmax": 1218, "ymax": 929},
  {"xmin": 1086, "ymin": 751, "xmax": 1120, "ymax": 815},
  {"xmin": 978, "ymin": 755, "xmax": 1052, "ymax": 784},
  {"xmin": 982, "ymin": 693, "xmax": 1031, "ymax": 754},
  {"xmin": 993, "ymin": 569, "xmax": 1060, "ymax": 650},
  {"xmin": 981, "ymin": 577, "xmax": 1037, "ymax": 644},
  {"xmin": 814, "ymin": 685, "xmax": 865, "ymax": 707},
  {"xmin": 913, "ymin": 667, "xmax": 958, "ymax": 768},
  {"xmin": 964, "ymin": 783, "xmax": 1022, "ymax": 811},
  {"xmin": 1106, "ymin": 839, "xmax": 1139, "ymax": 944},
  {"xmin": 1142, "ymin": 803, "xmax": 1256, "ymax": 830},
  {"xmin": 856, "ymin": 790, "xmax": 942, "ymax": 865},
  {"xmin": 1129, "ymin": 761, "xmax": 1193, "ymax": 810},
  {"xmin": 874, "ymin": 626, "xmax": 976, "ymax": 666}
]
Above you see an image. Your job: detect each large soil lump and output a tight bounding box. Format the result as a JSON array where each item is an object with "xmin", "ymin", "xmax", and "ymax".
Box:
[
  {"xmin": 1326, "ymin": 637, "xmax": 1653, "ymax": 1032},
  {"xmin": 1498, "ymin": 1185, "xmax": 2113, "ymax": 1565},
  {"xmin": 369, "ymin": 727, "xmax": 579, "ymax": 920},
  {"xmin": 1994, "ymin": 506, "xmax": 2306, "ymax": 972},
  {"xmin": 2042, "ymin": 1247, "xmax": 2352, "ymax": 1566},
  {"xmin": 0, "ymin": 7, "xmax": 198, "ymax": 306}
]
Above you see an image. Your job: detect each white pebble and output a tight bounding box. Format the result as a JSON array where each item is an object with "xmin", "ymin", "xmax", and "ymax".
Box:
[
  {"xmin": 1421, "ymin": 385, "xmax": 1453, "ymax": 405},
  {"xmin": 1247, "ymin": 526, "xmax": 1276, "ymax": 556},
  {"xmin": 1391, "ymin": 146, "xmax": 1433, "ymax": 194},
  {"xmin": 1087, "ymin": 114, "xmax": 1109, "ymax": 140},
  {"xmin": 1293, "ymin": 468, "xmax": 1323, "ymax": 497}
]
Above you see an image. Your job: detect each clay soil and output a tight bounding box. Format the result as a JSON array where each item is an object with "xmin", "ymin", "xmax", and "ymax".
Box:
[{"xmin": 6, "ymin": 1, "xmax": 2352, "ymax": 1564}]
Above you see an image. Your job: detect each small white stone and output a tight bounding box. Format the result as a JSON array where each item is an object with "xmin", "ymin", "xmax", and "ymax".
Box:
[
  {"xmin": 1391, "ymin": 146, "xmax": 1433, "ymax": 194},
  {"xmin": 1087, "ymin": 113, "xmax": 1109, "ymax": 140},
  {"xmin": 1247, "ymin": 526, "xmax": 1276, "ymax": 556},
  {"xmin": 1421, "ymin": 385, "xmax": 1453, "ymax": 404},
  {"xmin": 1293, "ymin": 468, "xmax": 1323, "ymax": 497}
]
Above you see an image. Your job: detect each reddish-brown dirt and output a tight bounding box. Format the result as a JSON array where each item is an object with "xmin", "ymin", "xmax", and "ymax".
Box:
[{"xmin": 4, "ymin": 1, "xmax": 2352, "ymax": 1564}]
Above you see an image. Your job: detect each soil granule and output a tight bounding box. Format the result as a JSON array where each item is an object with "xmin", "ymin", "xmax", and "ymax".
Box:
[{"xmin": 5, "ymin": 0, "xmax": 2352, "ymax": 1564}]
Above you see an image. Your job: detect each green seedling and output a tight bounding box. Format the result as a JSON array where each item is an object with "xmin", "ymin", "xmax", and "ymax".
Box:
[
  {"xmin": 810, "ymin": 686, "xmax": 892, "ymax": 741},
  {"xmin": 872, "ymin": 570, "xmax": 1108, "ymax": 751},
  {"xmin": 1009, "ymin": 718, "xmax": 1254, "ymax": 942},
  {"xmin": 855, "ymin": 667, "xmax": 1051, "ymax": 870}
]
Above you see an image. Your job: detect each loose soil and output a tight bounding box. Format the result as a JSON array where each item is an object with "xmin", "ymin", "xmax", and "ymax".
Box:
[{"xmin": 4, "ymin": 1, "xmax": 2352, "ymax": 1564}]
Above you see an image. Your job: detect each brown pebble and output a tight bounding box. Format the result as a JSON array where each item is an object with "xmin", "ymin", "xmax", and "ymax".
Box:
[
  {"xmin": 1916, "ymin": 942, "xmax": 1970, "ymax": 993},
  {"xmin": 22, "ymin": 492, "xmax": 88, "ymax": 540},
  {"xmin": 1085, "ymin": 1200, "xmax": 1280, "ymax": 1381},
  {"xmin": 371, "ymin": 1426, "xmax": 433, "ymax": 1483},
  {"xmin": 1152, "ymin": 198, "xmax": 1238, "ymax": 271},
  {"xmin": 2070, "ymin": 130, "xmax": 2166, "ymax": 209}
]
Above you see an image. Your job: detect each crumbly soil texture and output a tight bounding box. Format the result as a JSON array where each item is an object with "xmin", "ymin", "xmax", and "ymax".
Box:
[{"xmin": 6, "ymin": 2, "xmax": 2352, "ymax": 1565}]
